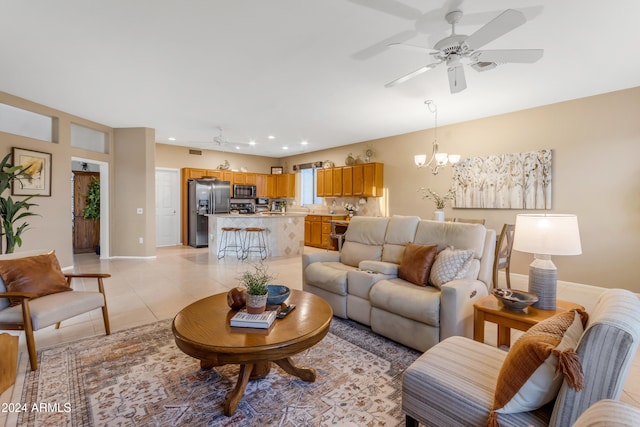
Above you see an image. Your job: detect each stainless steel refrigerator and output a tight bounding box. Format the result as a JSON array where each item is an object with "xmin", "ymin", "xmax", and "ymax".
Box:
[{"xmin": 188, "ymin": 179, "xmax": 231, "ymax": 247}]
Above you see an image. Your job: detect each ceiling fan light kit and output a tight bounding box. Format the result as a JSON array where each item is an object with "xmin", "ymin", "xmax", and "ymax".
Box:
[{"xmin": 386, "ymin": 8, "xmax": 544, "ymax": 93}]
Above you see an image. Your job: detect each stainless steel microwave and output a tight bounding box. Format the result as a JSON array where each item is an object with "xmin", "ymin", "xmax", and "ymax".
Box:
[{"xmin": 233, "ymin": 184, "xmax": 256, "ymax": 199}]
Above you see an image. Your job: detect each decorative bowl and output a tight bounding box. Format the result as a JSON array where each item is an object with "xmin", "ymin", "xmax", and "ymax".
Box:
[
  {"xmin": 491, "ymin": 288, "xmax": 539, "ymax": 311},
  {"xmin": 266, "ymin": 285, "xmax": 290, "ymax": 305}
]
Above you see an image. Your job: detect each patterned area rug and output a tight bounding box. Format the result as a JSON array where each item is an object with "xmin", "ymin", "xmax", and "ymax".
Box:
[{"xmin": 12, "ymin": 317, "xmax": 420, "ymax": 426}]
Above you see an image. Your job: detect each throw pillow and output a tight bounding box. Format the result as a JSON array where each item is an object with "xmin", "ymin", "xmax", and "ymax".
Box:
[
  {"xmin": 488, "ymin": 309, "xmax": 588, "ymax": 426},
  {"xmin": 428, "ymin": 247, "xmax": 474, "ymax": 288},
  {"xmin": 398, "ymin": 243, "xmax": 438, "ymax": 286},
  {"xmin": 0, "ymin": 251, "xmax": 71, "ymax": 306}
]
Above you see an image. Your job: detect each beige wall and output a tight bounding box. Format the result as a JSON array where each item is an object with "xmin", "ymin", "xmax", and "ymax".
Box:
[
  {"xmin": 113, "ymin": 128, "xmax": 156, "ymax": 257},
  {"xmin": 155, "ymin": 143, "xmax": 279, "ymax": 173},
  {"xmin": 283, "ymin": 87, "xmax": 640, "ymax": 292}
]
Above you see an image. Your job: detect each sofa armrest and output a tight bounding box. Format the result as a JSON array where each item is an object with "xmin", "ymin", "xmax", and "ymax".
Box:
[
  {"xmin": 440, "ymin": 279, "xmax": 489, "ymax": 341},
  {"xmin": 358, "ymin": 260, "xmax": 399, "ymax": 276},
  {"xmin": 64, "ymin": 273, "xmax": 111, "ymax": 293},
  {"xmin": 302, "ymin": 252, "xmax": 340, "ymax": 271},
  {"xmin": 0, "ymin": 291, "xmax": 38, "ymax": 301}
]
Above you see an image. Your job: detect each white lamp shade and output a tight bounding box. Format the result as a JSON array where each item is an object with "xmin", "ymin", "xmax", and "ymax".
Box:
[
  {"xmin": 434, "ymin": 152, "xmax": 448, "ymax": 165},
  {"xmin": 414, "ymin": 154, "xmax": 427, "ymax": 167},
  {"xmin": 513, "ymin": 214, "xmax": 582, "ymax": 256},
  {"xmin": 448, "ymin": 154, "xmax": 461, "ymax": 164}
]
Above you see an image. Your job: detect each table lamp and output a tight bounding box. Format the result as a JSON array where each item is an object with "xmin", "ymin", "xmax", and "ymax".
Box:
[{"xmin": 512, "ymin": 214, "xmax": 582, "ymax": 310}]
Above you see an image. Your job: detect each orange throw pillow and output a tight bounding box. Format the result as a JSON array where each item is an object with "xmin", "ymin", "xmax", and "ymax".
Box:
[
  {"xmin": 0, "ymin": 251, "xmax": 71, "ymax": 306},
  {"xmin": 488, "ymin": 309, "xmax": 588, "ymax": 427},
  {"xmin": 398, "ymin": 243, "xmax": 438, "ymax": 286}
]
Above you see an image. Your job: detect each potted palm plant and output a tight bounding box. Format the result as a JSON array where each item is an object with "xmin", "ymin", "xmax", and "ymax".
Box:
[
  {"xmin": 239, "ymin": 262, "xmax": 274, "ymax": 314},
  {"xmin": 0, "ymin": 153, "xmax": 39, "ymax": 254}
]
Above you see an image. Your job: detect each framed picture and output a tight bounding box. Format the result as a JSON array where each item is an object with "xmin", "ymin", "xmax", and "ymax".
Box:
[
  {"xmin": 271, "ymin": 166, "xmax": 283, "ymax": 175},
  {"xmin": 12, "ymin": 147, "xmax": 52, "ymax": 197}
]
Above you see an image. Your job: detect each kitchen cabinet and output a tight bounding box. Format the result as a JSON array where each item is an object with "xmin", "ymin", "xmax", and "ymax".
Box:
[
  {"xmin": 304, "ymin": 214, "xmax": 346, "ymax": 250},
  {"xmin": 342, "ymin": 166, "xmax": 353, "ymax": 196},
  {"xmin": 316, "ymin": 169, "xmax": 325, "ymax": 197},
  {"xmin": 266, "ymin": 175, "xmax": 277, "ymax": 198},
  {"xmin": 332, "ymin": 167, "xmax": 343, "ymax": 197},
  {"xmin": 316, "ymin": 162, "xmax": 384, "ymax": 198},
  {"xmin": 256, "ymin": 174, "xmax": 268, "ymax": 197},
  {"xmin": 245, "ymin": 173, "xmax": 257, "ymax": 185},
  {"xmin": 276, "ymin": 173, "xmax": 296, "ymax": 198},
  {"xmin": 233, "ymin": 172, "xmax": 246, "ymax": 184}
]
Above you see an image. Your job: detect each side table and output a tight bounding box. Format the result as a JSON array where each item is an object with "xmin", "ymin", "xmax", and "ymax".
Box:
[{"xmin": 473, "ymin": 295, "xmax": 584, "ymax": 347}]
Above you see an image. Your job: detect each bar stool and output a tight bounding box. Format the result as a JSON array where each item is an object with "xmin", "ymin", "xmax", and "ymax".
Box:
[
  {"xmin": 242, "ymin": 227, "xmax": 267, "ymax": 260},
  {"xmin": 218, "ymin": 227, "xmax": 243, "ymax": 259}
]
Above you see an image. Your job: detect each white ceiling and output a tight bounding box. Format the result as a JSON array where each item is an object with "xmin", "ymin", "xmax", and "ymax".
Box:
[{"xmin": 2, "ymin": 1, "xmax": 640, "ymax": 158}]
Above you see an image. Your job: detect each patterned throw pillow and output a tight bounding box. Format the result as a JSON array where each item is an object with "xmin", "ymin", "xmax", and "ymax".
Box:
[
  {"xmin": 398, "ymin": 243, "xmax": 438, "ymax": 286},
  {"xmin": 489, "ymin": 309, "xmax": 588, "ymax": 426},
  {"xmin": 428, "ymin": 247, "xmax": 474, "ymax": 288},
  {"xmin": 0, "ymin": 251, "xmax": 71, "ymax": 306}
]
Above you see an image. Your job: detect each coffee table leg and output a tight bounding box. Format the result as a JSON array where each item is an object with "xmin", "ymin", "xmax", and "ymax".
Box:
[
  {"xmin": 224, "ymin": 363, "xmax": 254, "ymax": 416},
  {"xmin": 274, "ymin": 357, "xmax": 316, "ymax": 382}
]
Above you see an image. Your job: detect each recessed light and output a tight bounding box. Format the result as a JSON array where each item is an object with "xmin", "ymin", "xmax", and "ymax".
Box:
[
  {"xmin": 301, "ymin": 140, "xmax": 308, "ymax": 145},
  {"xmin": 235, "ymin": 146, "xmax": 240, "ymax": 150},
  {"xmin": 268, "ymin": 135, "xmax": 276, "ymax": 140},
  {"xmin": 249, "ymin": 140, "xmax": 256, "ymax": 146},
  {"xmin": 168, "ymin": 137, "xmax": 176, "ymax": 141},
  {"xmin": 282, "ymin": 146, "xmax": 289, "ymax": 150}
]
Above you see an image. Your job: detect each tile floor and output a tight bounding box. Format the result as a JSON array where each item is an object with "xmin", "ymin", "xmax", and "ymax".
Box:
[{"xmin": 1, "ymin": 245, "xmax": 639, "ymax": 426}]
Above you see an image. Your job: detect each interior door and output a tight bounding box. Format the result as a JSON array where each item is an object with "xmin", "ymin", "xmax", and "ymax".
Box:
[
  {"xmin": 73, "ymin": 171, "xmax": 100, "ymax": 254},
  {"xmin": 156, "ymin": 168, "xmax": 180, "ymax": 246}
]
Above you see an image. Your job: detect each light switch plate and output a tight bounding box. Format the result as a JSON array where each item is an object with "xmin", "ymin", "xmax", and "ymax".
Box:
[{"xmin": 136, "ymin": 208, "xmax": 143, "ymax": 214}]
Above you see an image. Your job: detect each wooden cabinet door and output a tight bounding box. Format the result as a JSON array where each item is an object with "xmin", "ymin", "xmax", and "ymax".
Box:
[
  {"xmin": 256, "ymin": 174, "xmax": 267, "ymax": 197},
  {"xmin": 324, "ymin": 169, "xmax": 333, "ymax": 196},
  {"xmin": 276, "ymin": 174, "xmax": 286, "ymax": 198},
  {"xmin": 311, "ymin": 221, "xmax": 322, "ymax": 246},
  {"xmin": 363, "ymin": 163, "xmax": 383, "ymax": 197},
  {"xmin": 245, "ymin": 173, "xmax": 257, "ymax": 185},
  {"xmin": 316, "ymin": 169, "xmax": 325, "ymax": 197},
  {"xmin": 205, "ymin": 170, "xmax": 223, "ymax": 179},
  {"xmin": 342, "ymin": 166, "xmax": 353, "ymax": 196},
  {"xmin": 186, "ymin": 168, "xmax": 206, "ymax": 179},
  {"xmin": 286, "ymin": 173, "xmax": 296, "ymax": 198},
  {"xmin": 352, "ymin": 164, "xmax": 364, "ymax": 195},
  {"xmin": 332, "ymin": 167, "xmax": 343, "ymax": 196},
  {"xmin": 304, "ymin": 220, "xmax": 311, "ymax": 245},
  {"xmin": 233, "ymin": 172, "xmax": 247, "ymax": 184},
  {"xmin": 266, "ymin": 175, "xmax": 277, "ymax": 198}
]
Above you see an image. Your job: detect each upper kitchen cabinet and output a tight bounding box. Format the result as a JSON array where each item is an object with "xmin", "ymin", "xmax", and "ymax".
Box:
[
  {"xmin": 316, "ymin": 163, "xmax": 383, "ymax": 198},
  {"xmin": 332, "ymin": 167, "xmax": 343, "ymax": 197},
  {"xmin": 316, "ymin": 169, "xmax": 325, "ymax": 197},
  {"xmin": 256, "ymin": 174, "xmax": 268, "ymax": 197},
  {"xmin": 342, "ymin": 166, "xmax": 353, "ymax": 197},
  {"xmin": 357, "ymin": 163, "xmax": 384, "ymax": 197},
  {"xmin": 266, "ymin": 175, "xmax": 277, "ymax": 198},
  {"xmin": 276, "ymin": 173, "xmax": 296, "ymax": 198}
]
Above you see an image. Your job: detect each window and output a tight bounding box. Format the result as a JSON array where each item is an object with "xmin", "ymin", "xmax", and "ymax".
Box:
[
  {"xmin": 71, "ymin": 124, "xmax": 108, "ymax": 153},
  {"xmin": 300, "ymin": 167, "xmax": 321, "ymax": 206},
  {"xmin": 0, "ymin": 103, "xmax": 53, "ymax": 142}
]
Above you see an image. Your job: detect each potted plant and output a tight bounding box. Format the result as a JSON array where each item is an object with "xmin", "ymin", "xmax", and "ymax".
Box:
[
  {"xmin": 83, "ymin": 176, "xmax": 100, "ymax": 254},
  {"xmin": 0, "ymin": 153, "xmax": 39, "ymax": 254},
  {"xmin": 418, "ymin": 187, "xmax": 454, "ymax": 221},
  {"xmin": 238, "ymin": 262, "xmax": 274, "ymax": 314}
]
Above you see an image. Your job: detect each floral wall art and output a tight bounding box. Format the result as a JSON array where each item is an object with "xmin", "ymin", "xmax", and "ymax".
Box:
[{"xmin": 452, "ymin": 149, "xmax": 552, "ymax": 209}]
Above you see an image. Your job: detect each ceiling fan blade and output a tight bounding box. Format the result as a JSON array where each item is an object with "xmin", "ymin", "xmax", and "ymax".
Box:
[
  {"xmin": 347, "ymin": 0, "xmax": 423, "ymax": 20},
  {"xmin": 385, "ymin": 63, "xmax": 438, "ymax": 87},
  {"xmin": 463, "ymin": 9, "xmax": 526, "ymax": 50},
  {"xmin": 472, "ymin": 49, "xmax": 543, "ymax": 64},
  {"xmin": 447, "ymin": 65, "xmax": 467, "ymax": 93},
  {"xmin": 387, "ymin": 42, "xmax": 439, "ymax": 54}
]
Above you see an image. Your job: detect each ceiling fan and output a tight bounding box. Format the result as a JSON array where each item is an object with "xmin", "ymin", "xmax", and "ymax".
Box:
[
  {"xmin": 385, "ymin": 9, "xmax": 543, "ymax": 93},
  {"xmin": 213, "ymin": 127, "xmax": 254, "ymax": 151}
]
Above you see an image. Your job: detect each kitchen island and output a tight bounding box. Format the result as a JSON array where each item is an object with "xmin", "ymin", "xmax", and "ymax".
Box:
[{"xmin": 207, "ymin": 213, "xmax": 306, "ymax": 258}]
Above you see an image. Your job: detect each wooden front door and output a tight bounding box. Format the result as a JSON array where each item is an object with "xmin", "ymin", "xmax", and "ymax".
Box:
[{"xmin": 73, "ymin": 171, "xmax": 99, "ymax": 254}]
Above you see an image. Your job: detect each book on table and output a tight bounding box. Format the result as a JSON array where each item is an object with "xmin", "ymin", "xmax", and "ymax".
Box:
[{"xmin": 230, "ymin": 309, "xmax": 278, "ymax": 329}]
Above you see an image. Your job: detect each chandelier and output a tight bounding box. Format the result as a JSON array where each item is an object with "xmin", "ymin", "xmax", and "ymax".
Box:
[{"xmin": 414, "ymin": 100, "xmax": 460, "ymax": 175}]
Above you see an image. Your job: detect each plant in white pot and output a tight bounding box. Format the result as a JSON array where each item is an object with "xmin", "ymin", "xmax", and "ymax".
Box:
[
  {"xmin": 239, "ymin": 262, "xmax": 275, "ymax": 314},
  {"xmin": 418, "ymin": 187, "xmax": 454, "ymax": 221}
]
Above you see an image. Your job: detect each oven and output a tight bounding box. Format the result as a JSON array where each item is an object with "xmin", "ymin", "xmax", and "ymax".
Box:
[{"xmin": 233, "ymin": 184, "xmax": 256, "ymax": 199}]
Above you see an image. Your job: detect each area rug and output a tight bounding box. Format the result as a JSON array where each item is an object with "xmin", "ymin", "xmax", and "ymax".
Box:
[{"xmin": 11, "ymin": 317, "xmax": 421, "ymax": 426}]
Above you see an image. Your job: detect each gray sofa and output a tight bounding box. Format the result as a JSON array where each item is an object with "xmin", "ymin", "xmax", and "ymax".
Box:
[{"xmin": 302, "ymin": 215, "xmax": 496, "ymax": 352}]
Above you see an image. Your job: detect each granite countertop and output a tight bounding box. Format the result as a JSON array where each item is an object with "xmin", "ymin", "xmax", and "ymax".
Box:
[{"xmin": 210, "ymin": 212, "xmax": 307, "ymax": 218}]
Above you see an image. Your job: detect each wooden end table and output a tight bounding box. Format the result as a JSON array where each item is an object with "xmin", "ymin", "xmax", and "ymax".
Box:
[
  {"xmin": 473, "ymin": 295, "xmax": 584, "ymax": 347},
  {"xmin": 172, "ymin": 289, "xmax": 332, "ymax": 416}
]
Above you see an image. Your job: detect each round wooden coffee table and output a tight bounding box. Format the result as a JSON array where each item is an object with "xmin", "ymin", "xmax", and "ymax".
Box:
[{"xmin": 172, "ymin": 289, "xmax": 332, "ymax": 416}]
